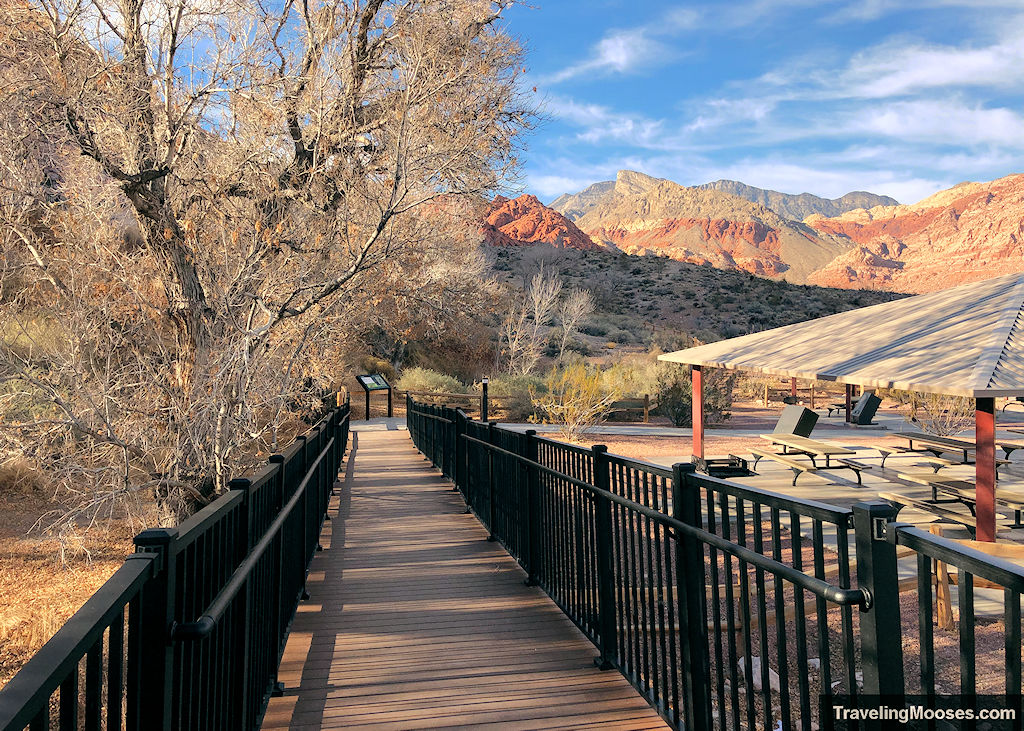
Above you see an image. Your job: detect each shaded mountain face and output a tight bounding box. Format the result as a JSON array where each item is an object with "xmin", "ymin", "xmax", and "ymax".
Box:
[
  {"xmin": 695, "ymin": 180, "xmax": 899, "ymax": 221},
  {"xmin": 573, "ymin": 171, "xmax": 852, "ymax": 283},
  {"xmin": 481, "ymin": 194, "xmax": 602, "ymax": 250},
  {"xmin": 805, "ymin": 174, "xmax": 1024, "ymax": 293}
]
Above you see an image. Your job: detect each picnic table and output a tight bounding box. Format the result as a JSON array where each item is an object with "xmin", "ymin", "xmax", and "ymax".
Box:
[
  {"xmin": 893, "ymin": 431, "xmax": 975, "ymax": 463},
  {"xmin": 755, "ymin": 434, "xmax": 872, "ymax": 485},
  {"xmin": 759, "ymin": 433, "xmax": 854, "ymax": 468},
  {"xmin": 895, "ymin": 471, "xmax": 1024, "ymax": 528}
]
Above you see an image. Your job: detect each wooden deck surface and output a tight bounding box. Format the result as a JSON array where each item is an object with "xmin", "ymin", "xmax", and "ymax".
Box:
[{"xmin": 261, "ymin": 429, "xmax": 668, "ymax": 731}]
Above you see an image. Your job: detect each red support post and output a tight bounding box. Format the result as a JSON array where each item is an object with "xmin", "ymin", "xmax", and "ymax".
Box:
[
  {"xmin": 975, "ymin": 397, "xmax": 996, "ymax": 542},
  {"xmin": 790, "ymin": 377, "xmax": 798, "ymax": 399},
  {"xmin": 691, "ymin": 365, "xmax": 704, "ymax": 459},
  {"xmin": 845, "ymin": 384, "xmax": 853, "ymax": 423}
]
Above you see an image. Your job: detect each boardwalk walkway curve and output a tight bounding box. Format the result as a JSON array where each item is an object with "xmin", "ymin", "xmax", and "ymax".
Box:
[{"xmin": 262, "ymin": 429, "xmax": 668, "ymax": 730}]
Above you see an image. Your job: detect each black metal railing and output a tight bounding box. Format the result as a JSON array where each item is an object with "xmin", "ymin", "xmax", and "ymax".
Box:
[
  {"xmin": 0, "ymin": 401, "xmax": 351, "ymax": 731},
  {"xmin": 407, "ymin": 396, "xmax": 1024, "ymax": 730}
]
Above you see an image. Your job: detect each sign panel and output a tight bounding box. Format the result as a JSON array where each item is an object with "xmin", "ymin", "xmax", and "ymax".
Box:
[{"xmin": 357, "ymin": 374, "xmax": 390, "ymax": 391}]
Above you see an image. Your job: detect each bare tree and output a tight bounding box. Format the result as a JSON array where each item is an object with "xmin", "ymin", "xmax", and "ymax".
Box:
[
  {"xmin": 556, "ymin": 287, "xmax": 593, "ymax": 360},
  {"xmin": 0, "ymin": 0, "xmax": 531, "ymax": 536},
  {"xmin": 501, "ymin": 265, "xmax": 562, "ymax": 375}
]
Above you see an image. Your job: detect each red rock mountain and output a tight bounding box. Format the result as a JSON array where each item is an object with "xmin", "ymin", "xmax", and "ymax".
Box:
[
  {"xmin": 575, "ymin": 171, "xmax": 851, "ymax": 282},
  {"xmin": 806, "ymin": 174, "xmax": 1024, "ymax": 292},
  {"xmin": 481, "ymin": 194, "xmax": 602, "ymax": 251}
]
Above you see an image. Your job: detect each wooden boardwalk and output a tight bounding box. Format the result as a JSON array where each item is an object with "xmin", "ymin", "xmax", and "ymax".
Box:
[{"xmin": 261, "ymin": 429, "xmax": 668, "ymax": 730}]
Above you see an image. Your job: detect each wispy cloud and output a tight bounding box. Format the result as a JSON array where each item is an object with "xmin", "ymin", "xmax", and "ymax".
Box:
[
  {"xmin": 543, "ymin": 96, "xmax": 666, "ymax": 147},
  {"xmin": 837, "ymin": 34, "xmax": 1024, "ymax": 98}
]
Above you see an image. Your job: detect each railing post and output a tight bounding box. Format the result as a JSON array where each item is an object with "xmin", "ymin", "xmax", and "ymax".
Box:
[
  {"xmin": 130, "ymin": 527, "xmax": 179, "ymax": 730},
  {"xmin": 853, "ymin": 501, "xmax": 905, "ymax": 700},
  {"xmin": 671, "ymin": 463, "xmax": 712, "ymax": 731},
  {"xmin": 592, "ymin": 445, "xmax": 618, "ymax": 670},
  {"xmin": 228, "ymin": 476, "xmax": 254, "ymax": 724},
  {"xmin": 524, "ymin": 429, "xmax": 541, "ymax": 586},
  {"xmin": 486, "ymin": 421, "xmax": 497, "ymax": 541}
]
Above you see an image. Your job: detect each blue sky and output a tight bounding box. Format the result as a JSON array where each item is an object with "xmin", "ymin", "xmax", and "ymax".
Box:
[{"xmin": 500, "ymin": 0, "xmax": 1024, "ymax": 205}]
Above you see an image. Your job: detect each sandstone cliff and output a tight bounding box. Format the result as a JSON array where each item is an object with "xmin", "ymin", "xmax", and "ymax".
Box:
[
  {"xmin": 805, "ymin": 174, "xmax": 1024, "ymax": 292},
  {"xmin": 481, "ymin": 194, "xmax": 603, "ymax": 251}
]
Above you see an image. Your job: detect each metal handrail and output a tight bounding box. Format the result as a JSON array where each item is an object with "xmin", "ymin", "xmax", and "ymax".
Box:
[
  {"xmin": 171, "ymin": 437, "xmax": 336, "ymax": 641},
  {"xmin": 461, "ymin": 434, "xmax": 868, "ymax": 608}
]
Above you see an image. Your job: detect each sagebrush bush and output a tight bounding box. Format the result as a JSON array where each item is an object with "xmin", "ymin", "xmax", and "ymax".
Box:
[{"xmin": 396, "ymin": 367, "xmax": 463, "ymax": 394}]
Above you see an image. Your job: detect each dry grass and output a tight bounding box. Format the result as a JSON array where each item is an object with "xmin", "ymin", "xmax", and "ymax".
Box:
[{"xmin": 0, "ymin": 474, "xmax": 134, "ymax": 688}]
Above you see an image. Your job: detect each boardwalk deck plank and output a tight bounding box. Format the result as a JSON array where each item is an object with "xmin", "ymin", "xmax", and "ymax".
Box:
[{"xmin": 261, "ymin": 430, "xmax": 668, "ymax": 730}]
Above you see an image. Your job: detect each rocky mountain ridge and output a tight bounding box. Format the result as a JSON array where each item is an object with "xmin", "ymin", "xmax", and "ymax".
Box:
[
  {"xmin": 491, "ymin": 172, "xmax": 1024, "ymax": 294},
  {"xmin": 695, "ymin": 179, "xmax": 898, "ymax": 221}
]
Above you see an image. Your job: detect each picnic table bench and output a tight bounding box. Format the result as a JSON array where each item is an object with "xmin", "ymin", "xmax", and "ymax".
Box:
[{"xmin": 896, "ymin": 472, "xmax": 1024, "ymax": 528}]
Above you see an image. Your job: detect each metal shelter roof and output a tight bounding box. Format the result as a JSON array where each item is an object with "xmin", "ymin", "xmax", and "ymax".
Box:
[{"xmin": 658, "ymin": 272, "xmax": 1024, "ymax": 398}]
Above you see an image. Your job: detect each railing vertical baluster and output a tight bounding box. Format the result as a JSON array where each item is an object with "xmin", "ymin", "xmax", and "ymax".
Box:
[
  {"xmin": 672, "ymin": 463, "xmax": 711, "ymax": 731},
  {"xmin": 592, "ymin": 445, "xmax": 618, "ymax": 671},
  {"xmin": 853, "ymin": 501, "xmax": 904, "ymax": 702}
]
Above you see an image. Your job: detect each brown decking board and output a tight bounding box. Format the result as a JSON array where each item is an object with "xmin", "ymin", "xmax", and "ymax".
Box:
[{"xmin": 261, "ymin": 430, "xmax": 668, "ymax": 731}]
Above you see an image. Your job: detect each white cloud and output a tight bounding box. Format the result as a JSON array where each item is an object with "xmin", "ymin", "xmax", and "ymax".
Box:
[
  {"xmin": 852, "ymin": 99, "xmax": 1024, "ymax": 146},
  {"xmin": 839, "ymin": 35, "xmax": 1024, "ymax": 98}
]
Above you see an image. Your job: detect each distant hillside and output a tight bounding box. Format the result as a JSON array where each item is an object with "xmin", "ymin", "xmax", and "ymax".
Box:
[
  {"xmin": 806, "ymin": 173, "xmax": 1024, "ymax": 292},
  {"xmin": 487, "ymin": 243, "xmax": 901, "ymax": 343},
  {"xmin": 695, "ymin": 180, "xmax": 898, "ymax": 221},
  {"xmin": 575, "ymin": 171, "xmax": 852, "ymax": 283}
]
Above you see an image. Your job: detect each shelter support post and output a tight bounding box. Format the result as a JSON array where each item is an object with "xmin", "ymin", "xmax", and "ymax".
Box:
[
  {"xmin": 691, "ymin": 365, "xmax": 704, "ymax": 459},
  {"xmin": 976, "ymin": 397, "xmax": 996, "ymax": 542},
  {"xmin": 790, "ymin": 377, "xmax": 797, "ymax": 398},
  {"xmin": 845, "ymin": 384, "xmax": 853, "ymax": 422}
]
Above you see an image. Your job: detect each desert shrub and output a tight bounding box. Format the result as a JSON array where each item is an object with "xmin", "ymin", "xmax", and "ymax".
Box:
[
  {"xmin": 890, "ymin": 390, "xmax": 974, "ymax": 436},
  {"xmin": 654, "ymin": 365, "xmax": 736, "ymax": 427},
  {"xmin": 396, "ymin": 367, "xmax": 463, "ymax": 395},
  {"xmin": 358, "ymin": 356, "xmax": 397, "ymax": 383},
  {"xmin": 607, "ymin": 328, "xmax": 638, "ymax": 344},
  {"xmin": 579, "ymin": 322, "xmax": 608, "ymax": 337},
  {"xmin": 602, "ymin": 355, "xmax": 661, "ymax": 398},
  {"xmin": 484, "ymin": 374, "xmax": 546, "ymax": 421},
  {"xmin": 531, "ymin": 363, "xmax": 620, "ymax": 442}
]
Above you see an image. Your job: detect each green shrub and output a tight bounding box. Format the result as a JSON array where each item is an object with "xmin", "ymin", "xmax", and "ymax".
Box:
[
  {"xmin": 484, "ymin": 374, "xmax": 546, "ymax": 421},
  {"xmin": 396, "ymin": 367, "xmax": 463, "ymax": 394},
  {"xmin": 654, "ymin": 364, "xmax": 736, "ymax": 427},
  {"xmin": 358, "ymin": 356, "xmax": 397, "ymax": 383}
]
